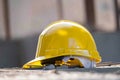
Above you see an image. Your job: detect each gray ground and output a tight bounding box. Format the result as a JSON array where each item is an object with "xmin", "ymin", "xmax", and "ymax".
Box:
[{"xmin": 0, "ymin": 64, "xmax": 120, "ymax": 80}]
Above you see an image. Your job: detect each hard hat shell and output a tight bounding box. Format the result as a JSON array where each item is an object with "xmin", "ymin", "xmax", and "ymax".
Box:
[{"xmin": 23, "ymin": 20, "xmax": 101, "ymax": 69}]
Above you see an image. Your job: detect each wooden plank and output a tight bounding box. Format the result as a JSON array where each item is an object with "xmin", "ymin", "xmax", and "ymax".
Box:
[
  {"xmin": 97, "ymin": 62, "xmax": 120, "ymax": 67},
  {"xmin": 94, "ymin": 0, "xmax": 117, "ymax": 32},
  {"xmin": 9, "ymin": 0, "xmax": 59, "ymax": 39},
  {"xmin": 62, "ymin": 0, "xmax": 86, "ymax": 24}
]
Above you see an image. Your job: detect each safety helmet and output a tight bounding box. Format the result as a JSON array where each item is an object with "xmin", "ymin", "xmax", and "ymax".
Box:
[{"xmin": 23, "ymin": 20, "xmax": 101, "ymax": 69}]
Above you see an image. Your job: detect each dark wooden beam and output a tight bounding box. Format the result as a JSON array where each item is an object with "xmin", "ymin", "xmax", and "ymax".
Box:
[
  {"xmin": 85, "ymin": 0, "xmax": 95, "ymax": 30},
  {"xmin": 3, "ymin": 0, "xmax": 11, "ymax": 40},
  {"xmin": 114, "ymin": 0, "xmax": 119, "ymax": 31}
]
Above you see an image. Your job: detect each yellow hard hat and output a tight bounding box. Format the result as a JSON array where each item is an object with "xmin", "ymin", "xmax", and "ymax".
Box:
[{"xmin": 23, "ymin": 20, "xmax": 101, "ymax": 69}]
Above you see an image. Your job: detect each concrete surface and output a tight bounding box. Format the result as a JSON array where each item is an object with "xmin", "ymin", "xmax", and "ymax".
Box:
[{"xmin": 0, "ymin": 64, "xmax": 120, "ymax": 80}]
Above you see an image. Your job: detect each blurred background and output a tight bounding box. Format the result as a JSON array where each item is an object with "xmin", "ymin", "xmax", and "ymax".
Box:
[{"xmin": 0, "ymin": 0, "xmax": 120, "ymax": 67}]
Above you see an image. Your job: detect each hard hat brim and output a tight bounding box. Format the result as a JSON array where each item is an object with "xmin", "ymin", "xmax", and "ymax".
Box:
[
  {"xmin": 22, "ymin": 56, "xmax": 97, "ymax": 69},
  {"xmin": 22, "ymin": 54, "xmax": 101, "ymax": 69},
  {"xmin": 22, "ymin": 56, "xmax": 46, "ymax": 69}
]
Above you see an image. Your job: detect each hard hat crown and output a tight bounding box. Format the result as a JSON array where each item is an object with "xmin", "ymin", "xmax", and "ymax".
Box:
[{"xmin": 36, "ymin": 20, "xmax": 101, "ymax": 63}]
